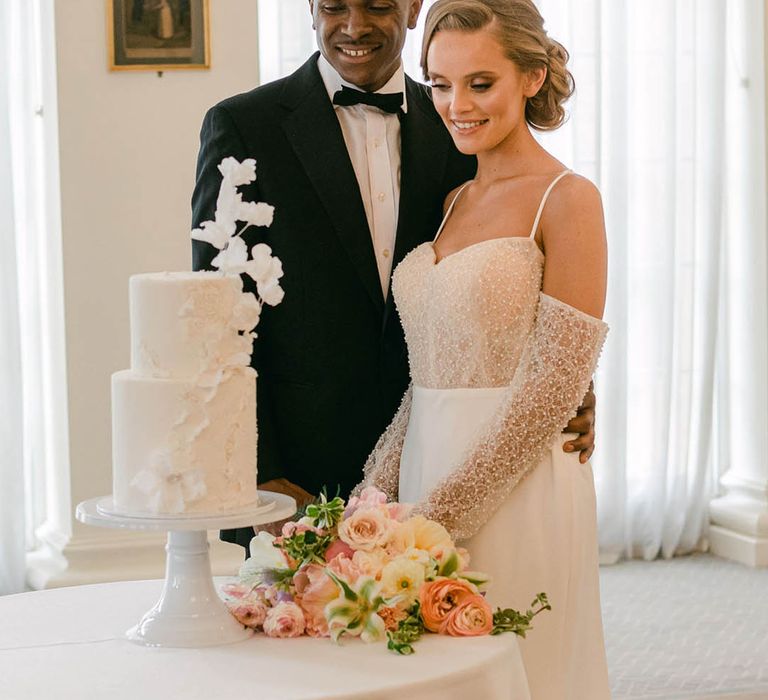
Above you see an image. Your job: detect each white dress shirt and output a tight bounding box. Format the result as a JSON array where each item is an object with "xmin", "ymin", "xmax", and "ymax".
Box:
[{"xmin": 318, "ymin": 55, "xmax": 407, "ymax": 298}]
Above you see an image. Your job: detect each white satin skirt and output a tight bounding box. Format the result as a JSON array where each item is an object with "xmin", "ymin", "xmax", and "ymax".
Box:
[{"xmin": 400, "ymin": 385, "xmax": 611, "ymax": 700}]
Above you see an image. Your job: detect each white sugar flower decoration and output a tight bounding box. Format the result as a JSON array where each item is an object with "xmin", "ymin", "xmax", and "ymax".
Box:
[
  {"xmin": 232, "ymin": 293, "xmax": 262, "ymax": 331},
  {"xmin": 191, "ymin": 156, "xmax": 284, "ymax": 333},
  {"xmin": 131, "ymin": 452, "xmax": 207, "ymax": 514},
  {"xmin": 218, "ymin": 156, "xmax": 257, "ymax": 186},
  {"xmin": 211, "ymin": 236, "xmax": 249, "ymax": 273},
  {"xmin": 239, "ymin": 201, "xmax": 275, "ymax": 227}
]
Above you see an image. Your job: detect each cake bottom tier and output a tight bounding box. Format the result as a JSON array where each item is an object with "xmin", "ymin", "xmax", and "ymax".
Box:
[{"xmin": 111, "ymin": 367, "xmax": 258, "ymax": 515}]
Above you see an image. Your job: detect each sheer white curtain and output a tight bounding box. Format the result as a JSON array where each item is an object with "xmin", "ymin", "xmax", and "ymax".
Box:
[
  {"xmin": 1, "ymin": 0, "xmax": 67, "ymax": 594},
  {"xmin": 0, "ymin": 0, "xmax": 27, "ymax": 595},
  {"xmin": 531, "ymin": 0, "xmax": 730, "ymax": 562},
  {"xmin": 258, "ymin": 0, "xmax": 756, "ymax": 562}
]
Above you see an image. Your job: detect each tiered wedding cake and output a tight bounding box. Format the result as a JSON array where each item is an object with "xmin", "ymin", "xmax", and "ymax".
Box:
[
  {"xmin": 111, "ymin": 271, "xmax": 259, "ymax": 515},
  {"xmin": 110, "ymin": 157, "xmax": 282, "ymax": 516}
]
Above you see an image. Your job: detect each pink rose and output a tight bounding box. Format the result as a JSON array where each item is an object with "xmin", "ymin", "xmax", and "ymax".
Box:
[
  {"xmin": 338, "ymin": 507, "xmax": 393, "ymax": 552},
  {"xmin": 220, "ymin": 581, "xmax": 253, "ymax": 600},
  {"xmin": 345, "ymin": 487, "xmax": 389, "ymax": 516},
  {"xmin": 226, "ymin": 595, "xmax": 268, "ymax": 629},
  {"xmin": 324, "ymin": 539, "xmax": 354, "ymax": 561},
  {"xmin": 263, "ymin": 601, "xmax": 306, "ymax": 638},
  {"xmin": 386, "ymin": 502, "xmax": 413, "ymax": 521},
  {"xmin": 440, "ymin": 595, "xmax": 494, "ymax": 637},
  {"xmin": 282, "ymin": 521, "xmax": 325, "ymax": 538}
]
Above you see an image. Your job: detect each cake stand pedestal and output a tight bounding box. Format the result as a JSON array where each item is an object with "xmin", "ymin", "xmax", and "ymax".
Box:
[{"xmin": 75, "ymin": 491, "xmax": 296, "ymax": 648}]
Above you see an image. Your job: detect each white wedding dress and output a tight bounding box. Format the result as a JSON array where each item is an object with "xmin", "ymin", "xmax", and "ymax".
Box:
[{"xmin": 359, "ymin": 171, "xmax": 611, "ymax": 699}]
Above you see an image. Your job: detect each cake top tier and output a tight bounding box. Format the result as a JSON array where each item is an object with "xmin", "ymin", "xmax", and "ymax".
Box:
[{"xmin": 129, "ymin": 271, "xmax": 257, "ymax": 382}]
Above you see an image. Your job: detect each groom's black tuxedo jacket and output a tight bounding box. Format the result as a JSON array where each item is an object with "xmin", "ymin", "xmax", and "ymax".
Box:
[{"xmin": 192, "ymin": 54, "xmax": 476, "ymax": 548}]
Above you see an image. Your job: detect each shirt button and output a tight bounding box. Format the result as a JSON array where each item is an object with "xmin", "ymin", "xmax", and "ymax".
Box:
[
  {"xmin": 374, "ymin": 138, "xmax": 382, "ymax": 148},
  {"xmin": 377, "ymin": 192, "xmax": 385, "ymax": 202},
  {"xmin": 382, "ymin": 249, "xmax": 390, "ymax": 258}
]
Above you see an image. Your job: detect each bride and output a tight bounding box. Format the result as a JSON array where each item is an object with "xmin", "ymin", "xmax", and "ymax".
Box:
[{"xmin": 356, "ymin": 0, "xmax": 610, "ymax": 697}]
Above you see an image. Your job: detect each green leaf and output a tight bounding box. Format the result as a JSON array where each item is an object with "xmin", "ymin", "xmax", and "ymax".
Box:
[
  {"xmin": 326, "ymin": 570, "xmax": 358, "ymax": 602},
  {"xmin": 438, "ymin": 551, "xmax": 460, "ymax": 577}
]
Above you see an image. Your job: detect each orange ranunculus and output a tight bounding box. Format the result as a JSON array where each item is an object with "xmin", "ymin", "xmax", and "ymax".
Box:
[
  {"xmin": 439, "ymin": 595, "xmax": 494, "ymax": 636},
  {"xmin": 419, "ymin": 577, "xmax": 479, "ymax": 633}
]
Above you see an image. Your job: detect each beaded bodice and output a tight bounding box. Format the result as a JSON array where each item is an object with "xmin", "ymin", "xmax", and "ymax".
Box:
[
  {"xmin": 392, "ymin": 237, "xmax": 543, "ymax": 389},
  {"xmin": 357, "ymin": 171, "xmax": 608, "ymax": 541}
]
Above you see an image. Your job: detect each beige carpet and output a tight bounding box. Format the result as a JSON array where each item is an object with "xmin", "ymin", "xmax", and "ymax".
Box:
[{"xmin": 600, "ymin": 554, "xmax": 768, "ymax": 699}]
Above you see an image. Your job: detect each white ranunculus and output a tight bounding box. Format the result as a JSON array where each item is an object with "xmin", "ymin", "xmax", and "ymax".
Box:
[
  {"xmin": 238, "ymin": 201, "xmax": 275, "ymax": 228},
  {"xmin": 258, "ymin": 279, "xmax": 285, "ymax": 307},
  {"xmin": 211, "ymin": 237, "xmax": 249, "ymax": 273},
  {"xmin": 218, "ymin": 156, "xmax": 257, "ymax": 186},
  {"xmin": 191, "ymin": 219, "xmax": 233, "ymax": 250}
]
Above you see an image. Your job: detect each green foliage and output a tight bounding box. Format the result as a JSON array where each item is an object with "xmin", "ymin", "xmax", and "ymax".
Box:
[
  {"xmin": 437, "ymin": 550, "xmax": 460, "ymax": 578},
  {"xmin": 280, "ymin": 528, "xmax": 334, "ymax": 567},
  {"xmin": 387, "ymin": 603, "xmax": 426, "ymax": 655},
  {"xmin": 304, "ymin": 490, "xmax": 346, "ymax": 531},
  {"xmin": 491, "ymin": 592, "xmax": 551, "ymax": 638}
]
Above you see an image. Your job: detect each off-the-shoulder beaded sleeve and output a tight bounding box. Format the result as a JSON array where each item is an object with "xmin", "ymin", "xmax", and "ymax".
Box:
[
  {"xmin": 352, "ymin": 384, "xmax": 413, "ymax": 500},
  {"xmin": 412, "ymin": 293, "xmax": 607, "ymax": 541}
]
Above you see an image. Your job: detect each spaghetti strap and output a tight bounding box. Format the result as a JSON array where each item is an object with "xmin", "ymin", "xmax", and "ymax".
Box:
[
  {"xmin": 528, "ymin": 169, "xmax": 572, "ymax": 239},
  {"xmin": 433, "ymin": 181, "xmax": 472, "ymax": 243}
]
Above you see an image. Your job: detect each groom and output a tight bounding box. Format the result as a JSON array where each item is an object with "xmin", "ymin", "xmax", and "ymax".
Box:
[{"xmin": 192, "ymin": 0, "xmax": 596, "ymax": 551}]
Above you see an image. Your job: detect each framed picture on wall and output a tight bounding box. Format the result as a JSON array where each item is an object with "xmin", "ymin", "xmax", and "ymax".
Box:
[{"xmin": 108, "ymin": 0, "xmax": 210, "ymax": 71}]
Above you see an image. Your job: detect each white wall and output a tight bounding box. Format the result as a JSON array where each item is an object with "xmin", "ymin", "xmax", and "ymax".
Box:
[{"xmin": 32, "ymin": 0, "xmax": 261, "ymax": 586}]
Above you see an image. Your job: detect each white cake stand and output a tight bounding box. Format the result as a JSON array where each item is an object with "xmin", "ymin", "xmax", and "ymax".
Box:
[{"xmin": 75, "ymin": 491, "xmax": 296, "ymax": 648}]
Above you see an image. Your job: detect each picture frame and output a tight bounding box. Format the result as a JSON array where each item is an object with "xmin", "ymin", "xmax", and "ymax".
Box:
[{"xmin": 107, "ymin": 0, "xmax": 210, "ymax": 71}]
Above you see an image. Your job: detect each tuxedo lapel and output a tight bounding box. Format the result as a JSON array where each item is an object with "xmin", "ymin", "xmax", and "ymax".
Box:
[
  {"xmin": 383, "ymin": 78, "xmax": 452, "ymax": 328},
  {"xmin": 280, "ymin": 55, "xmax": 384, "ymax": 314},
  {"xmin": 393, "ymin": 79, "xmax": 451, "ymax": 267}
]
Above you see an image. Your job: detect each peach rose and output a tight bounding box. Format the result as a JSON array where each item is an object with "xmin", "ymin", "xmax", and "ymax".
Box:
[
  {"xmin": 419, "ymin": 577, "xmax": 479, "ymax": 633},
  {"xmin": 263, "ymin": 601, "xmax": 306, "ymax": 638},
  {"xmin": 440, "ymin": 595, "xmax": 494, "ymax": 637},
  {"xmin": 338, "ymin": 507, "xmax": 393, "ymax": 552}
]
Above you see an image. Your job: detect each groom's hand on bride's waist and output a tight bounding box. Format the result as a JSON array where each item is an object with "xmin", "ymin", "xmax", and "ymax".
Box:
[{"xmin": 562, "ymin": 382, "xmax": 596, "ymax": 464}]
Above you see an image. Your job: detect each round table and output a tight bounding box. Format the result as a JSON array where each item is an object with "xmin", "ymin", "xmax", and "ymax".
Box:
[{"xmin": 0, "ymin": 579, "xmax": 531, "ymax": 700}]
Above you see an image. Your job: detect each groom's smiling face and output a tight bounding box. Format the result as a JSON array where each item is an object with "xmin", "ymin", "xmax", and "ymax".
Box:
[{"xmin": 309, "ymin": 0, "xmax": 423, "ymax": 92}]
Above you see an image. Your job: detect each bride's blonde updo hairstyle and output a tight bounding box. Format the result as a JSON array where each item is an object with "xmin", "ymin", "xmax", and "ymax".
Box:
[{"xmin": 421, "ymin": 0, "xmax": 574, "ymax": 130}]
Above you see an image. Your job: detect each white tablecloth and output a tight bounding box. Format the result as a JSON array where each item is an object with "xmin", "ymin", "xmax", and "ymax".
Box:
[{"xmin": 0, "ymin": 580, "xmax": 531, "ymax": 700}]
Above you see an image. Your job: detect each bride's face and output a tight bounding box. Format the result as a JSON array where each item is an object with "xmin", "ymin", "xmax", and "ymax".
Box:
[{"xmin": 427, "ymin": 28, "xmax": 542, "ymax": 155}]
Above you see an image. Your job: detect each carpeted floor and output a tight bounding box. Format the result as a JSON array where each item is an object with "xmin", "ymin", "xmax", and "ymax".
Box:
[{"xmin": 600, "ymin": 554, "xmax": 768, "ymax": 699}]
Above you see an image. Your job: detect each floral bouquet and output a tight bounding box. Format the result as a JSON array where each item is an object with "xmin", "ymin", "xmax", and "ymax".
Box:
[{"xmin": 223, "ymin": 487, "xmax": 550, "ymax": 654}]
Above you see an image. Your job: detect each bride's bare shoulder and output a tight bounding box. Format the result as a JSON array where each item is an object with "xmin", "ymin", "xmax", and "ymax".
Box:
[
  {"xmin": 442, "ymin": 182, "xmax": 472, "ymax": 215},
  {"xmin": 543, "ymin": 173, "xmax": 603, "ymax": 227}
]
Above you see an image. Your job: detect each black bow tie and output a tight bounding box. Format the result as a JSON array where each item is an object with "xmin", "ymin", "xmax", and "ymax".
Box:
[{"xmin": 332, "ymin": 86, "xmax": 404, "ymax": 114}]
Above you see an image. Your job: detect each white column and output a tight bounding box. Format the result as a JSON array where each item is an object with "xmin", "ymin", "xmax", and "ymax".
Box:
[{"xmin": 709, "ymin": 0, "xmax": 768, "ymax": 567}]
